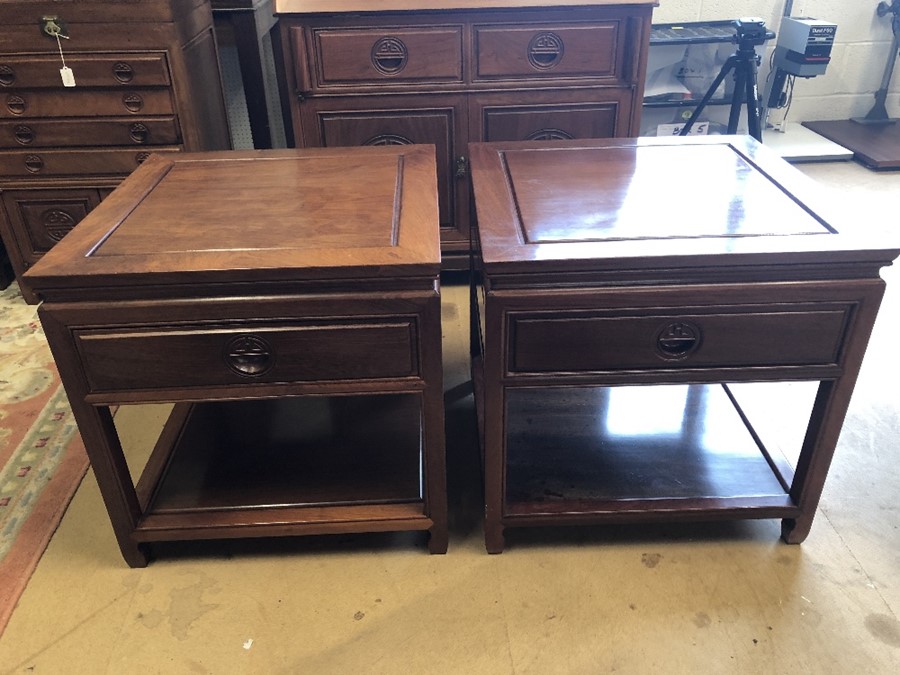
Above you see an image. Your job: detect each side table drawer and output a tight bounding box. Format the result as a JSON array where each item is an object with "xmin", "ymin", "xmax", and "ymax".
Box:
[
  {"xmin": 74, "ymin": 320, "xmax": 419, "ymax": 393},
  {"xmin": 509, "ymin": 307, "xmax": 852, "ymax": 374},
  {"xmin": 1, "ymin": 117, "xmax": 180, "ymax": 147},
  {"xmin": 0, "ymin": 54, "xmax": 170, "ymax": 88},
  {"xmin": 305, "ymin": 25, "xmax": 464, "ymax": 88},
  {"xmin": 473, "ymin": 22, "xmax": 620, "ymax": 81}
]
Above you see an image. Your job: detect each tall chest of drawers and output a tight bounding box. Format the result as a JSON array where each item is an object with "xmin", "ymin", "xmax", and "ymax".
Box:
[
  {"xmin": 0, "ymin": 0, "xmax": 231, "ymax": 303},
  {"xmin": 276, "ymin": 0, "xmax": 656, "ymax": 269}
]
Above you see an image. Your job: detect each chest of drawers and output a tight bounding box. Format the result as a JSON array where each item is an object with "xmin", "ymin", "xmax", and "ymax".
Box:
[
  {"xmin": 0, "ymin": 0, "xmax": 231, "ymax": 303},
  {"xmin": 276, "ymin": 0, "xmax": 656, "ymax": 269}
]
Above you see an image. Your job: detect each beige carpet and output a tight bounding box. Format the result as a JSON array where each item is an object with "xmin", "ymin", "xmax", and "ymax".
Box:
[{"xmin": 0, "ymin": 284, "xmax": 89, "ymax": 636}]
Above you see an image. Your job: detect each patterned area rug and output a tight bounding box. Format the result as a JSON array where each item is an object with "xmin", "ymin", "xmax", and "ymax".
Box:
[{"xmin": 0, "ymin": 283, "xmax": 89, "ymax": 636}]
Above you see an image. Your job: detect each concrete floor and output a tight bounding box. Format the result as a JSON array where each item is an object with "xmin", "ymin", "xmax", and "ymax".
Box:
[{"xmin": 1, "ymin": 159, "xmax": 899, "ymax": 673}]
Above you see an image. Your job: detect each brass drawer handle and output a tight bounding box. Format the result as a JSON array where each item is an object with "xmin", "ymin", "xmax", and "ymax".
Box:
[
  {"xmin": 14, "ymin": 124, "xmax": 35, "ymax": 145},
  {"xmin": 224, "ymin": 335, "xmax": 275, "ymax": 377},
  {"xmin": 528, "ymin": 32, "xmax": 564, "ymax": 70},
  {"xmin": 656, "ymin": 321, "xmax": 701, "ymax": 359}
]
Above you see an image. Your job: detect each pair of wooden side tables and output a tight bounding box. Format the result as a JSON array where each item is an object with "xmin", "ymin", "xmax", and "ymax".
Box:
[{"xmin": 25, "ymin": 139, "xmax": 899, "ymax": 567}]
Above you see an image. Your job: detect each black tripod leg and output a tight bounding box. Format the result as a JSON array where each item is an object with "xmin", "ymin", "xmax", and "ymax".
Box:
[
  {"xmin": 680, "ymin": 56, "xmax": 736, "ymax": 136},
  {"xmin": 745, "ymin": 56, "xmax": 763, "ymax": 141},
  {"xmin": 727, "ymin": 63, "xmax": 746, "ymax": 134}
]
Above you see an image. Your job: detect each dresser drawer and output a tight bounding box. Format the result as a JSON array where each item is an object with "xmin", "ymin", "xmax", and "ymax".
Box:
[
  {"xmin": 2, "ymin": 89, "xmax": 174, "ymax": 118},
  {"xmin": 0, "ymin": 147, "xmax": 179, "ymax": 177},
  {"xmin": 308, "ymin": 26, "xmax": 463, "ymax": 87},
  {"xmin": 508, "ymin": 307, "xmax": 852, "ymax": 374},
  {"xmin": 1, "ymin": 117, "xmax": 180, "ymax": 147},
  {"xmin": 473, "ymin": 22, "xmax": 620, "ymax": 81},
  {"xmin": 74, "ymin": 321, "xmax": 419, "ymax": 393},
  {"xmin": 0, "ymin": 54, "xmax": 170, "ymax": 88}
]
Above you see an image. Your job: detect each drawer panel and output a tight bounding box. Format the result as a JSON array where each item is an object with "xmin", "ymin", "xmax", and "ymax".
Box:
[
  {"xmin": 0, "ymin": 117, "xmax": 180, "ymax": 147},
  {"xmin": 2, "ymin": 89, "xmax": 174, "ymax": 118},
  {"xmin": 312, "ymin": 27, "xmax": 463, "ymax": 86},
  {"xmin": 0, "ymin": 147, "xmax": 179, "ymax": 177},
  {"xmin": 474, "ymin": 23, "xmax": 619, "ymax": 80},
  {"xmin": 0, "ymin": 187, "xmax": 104, "ymax": 263},
  {"xmin": 75, "ymin": 321, "xmax": 419, "ymax": 393},
  {"xmin": 509, "ymin": 308, "xmax": 851, "ymax": 374},
  {"xmin": 473, "ymin": 88, "xmax": 632, "ymax": 142},
  {"xmin": 0, "ymin": 54, "xmax": 170, "ymax": 88}
]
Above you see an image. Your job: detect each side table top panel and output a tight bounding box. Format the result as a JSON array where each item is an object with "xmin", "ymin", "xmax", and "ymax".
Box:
[
  {"xmin": 25, "ymin": 145, "xmax": 441, "ymax": 296},
  {"xmin": 469, "ymin": 136, "xmax": 900, "ymax": 276}
]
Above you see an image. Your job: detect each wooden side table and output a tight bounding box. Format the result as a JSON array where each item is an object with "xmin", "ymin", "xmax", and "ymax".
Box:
[
  {"xmin": 468, "ymin": 136, "xmax": 899, "ymax": 553},
  {"xmin": 25, "ymin": 145, "xmax": 447, "ymax": 567}
]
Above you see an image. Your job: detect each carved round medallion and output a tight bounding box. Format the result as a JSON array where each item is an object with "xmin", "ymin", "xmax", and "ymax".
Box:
[
  {"xmin": 112, "ymin": 62, "xmax": 134, "ymax": 83},
  {"xmin": 6, "ymin": 94, "xmax": 26, "ymax": 115},
  {"xmin": 122, "ymin": 93, "xmax": 144, "ymax": 113},
  {"xmin": 525, "ymin": 128, "xmax": 574, "ymax": 142},
  {"xmin": 363, "ymin": 133, "xmax": 414, "ymax": 146},
  {"xmin": 129, "ymin": 123, "xmax": 150, "ymax": 144},
  {"xmin": 371, "ymin": 37, "xmax": 408, "ymax": 75},
  {"xmin": 14, "ymin": 124, "xmax": 35, "ymax": 145},
  {"xmin": 24, "ymin": 154, "xmax": 44, "ymax": 173},
  {"xmin": 224, "ymin": 335, "xmax": 275, "ymax": 377},
  {"xmin": 0, "ymin": 65, "xmax": 15, "ymax": 86},
  {"xmin": 656, "ymin": 321, "xmax": 701, "ymax": 360},
  {"xmin": 528, "ymin": 32, "xmax": 564, "ymax": 70},
  {"xmin": 41, "ymin": 209, "xmax": 76, "ymax": 242}
]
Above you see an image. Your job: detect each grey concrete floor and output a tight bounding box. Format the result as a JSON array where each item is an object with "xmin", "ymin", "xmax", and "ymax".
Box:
[{"xmin": 0, "ymin": 159, "xmax": 898, "ymax": 674}]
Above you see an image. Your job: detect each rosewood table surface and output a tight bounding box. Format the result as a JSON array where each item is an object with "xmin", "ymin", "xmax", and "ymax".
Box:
[
  {"xmin": 25, "ymin": 145, "xmax": 447, "ymax": 566},
  {"xmin": 468, "ymin": 135, "xmax": 900, "ymax": 552}
]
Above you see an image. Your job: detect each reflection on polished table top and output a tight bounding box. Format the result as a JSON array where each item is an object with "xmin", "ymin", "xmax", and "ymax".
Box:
[{"xmin": 468, "ymin": 135, "xmax": 900, "ymax": 553}]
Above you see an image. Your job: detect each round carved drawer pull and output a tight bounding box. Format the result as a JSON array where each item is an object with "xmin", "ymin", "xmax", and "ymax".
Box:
[
  {"xmin": 224, "ymin": 335, "xmax": 275, "ymax": 377},
  {"xmin": 122, "ymin": 93, "xmax": 144, "ymax": 113},
  {"xmin": 14, "ymin": 125, "xmax": 35, "ymax": 145},
  {"xmin": 24, "ymin": 154, "xmax": 44, "ymax": 174},
  {"xmin": 0, "ymin": 65, "xmax": 15, "ymax": 86},
  {"xmin": 6, "ymin": 94, "xmax": 26, "ymax": 115},
  {"xmin": 656, "ymin": 321, "xmax": 701, "ymax": 359},
  {"xmin": 129, "ymin": 123, "xmax": 150, "ymax": 143},
  {"xmin": 528, "ymin": 32, "xmax": 564, "ymax": 70},
  {"xmin": 42, "ymin": 209, "xmax": 76, "ymax": 242},
  {"xmin": 135, "ymin": 152, "xmax": 151, "ymax": 165},
  {"xmin": 112, "ymin": 62, "xmax": 134, "ymax": 83},
  {"xmin": 371, "ymin": 36, "xmax": 408, "ymax": 74}
]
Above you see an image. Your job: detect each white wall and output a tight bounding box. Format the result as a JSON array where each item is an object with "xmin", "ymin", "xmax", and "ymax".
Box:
[{"xmin": 651, "ymin": 0, "xmax": 900, "ymax": 121}]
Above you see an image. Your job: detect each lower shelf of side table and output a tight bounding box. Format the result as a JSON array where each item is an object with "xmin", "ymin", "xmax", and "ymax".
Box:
[
  {"xmin": 131, "ymin": 394, "xmax": 433, "ymax": 542},
  {"xmin": 496, "ymin": 381, "xmax": 818, "ymax": 525}
]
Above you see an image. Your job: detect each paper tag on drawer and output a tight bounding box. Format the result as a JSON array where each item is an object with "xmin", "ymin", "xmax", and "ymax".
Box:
[
  {"xmin": 657, "ymin": 121, "xmax": 708, "ymax": 136},
  {"xmin": 60, "ymin": 66, "xmax": 76, "ymax": 87}
]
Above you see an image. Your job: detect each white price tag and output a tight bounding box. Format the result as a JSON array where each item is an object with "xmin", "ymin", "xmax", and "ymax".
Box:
[{"xmin": 60, "ymin": 66, "xmax": 76, "ymax": 87}]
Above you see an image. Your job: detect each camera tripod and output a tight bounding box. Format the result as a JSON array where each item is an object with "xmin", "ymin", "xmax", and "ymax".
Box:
[{"xmin": 679, "ymin": 36, "xmax": 766, "ymax": 142}]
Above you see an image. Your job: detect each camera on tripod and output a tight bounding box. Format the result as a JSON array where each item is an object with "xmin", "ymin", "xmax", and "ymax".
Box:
[
  {"xmin": 733, "ymin": 17, "xmax": 775, "ymax": 47},
  {"xmin": 679, "ymin": 17, "xmax": 775, "ymax": 142}
]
